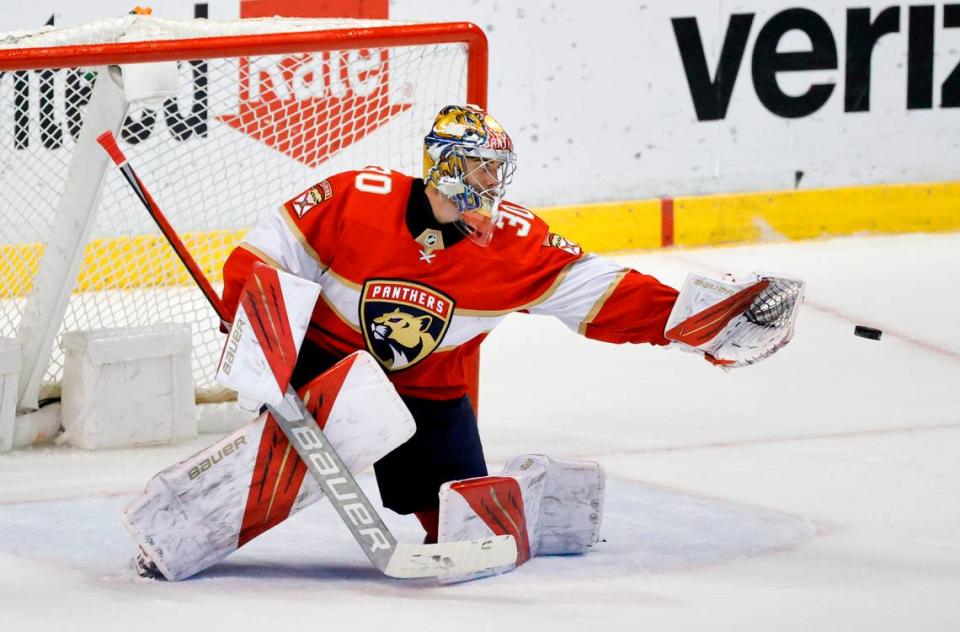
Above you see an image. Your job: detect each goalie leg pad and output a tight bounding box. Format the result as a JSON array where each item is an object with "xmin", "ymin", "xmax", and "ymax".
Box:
[
  {"xmin": 437, "ymin": 454, "xmax": 605, "ymax": 579},
  {"xmin": 123, "ymin": 413, "xmax": 281, "ymax": 581},
  {"xmin": 122, "ymin": 351, "xmax": 415, "ymax": 580},
  {"xmin": 505, "ymin": 454, "xmax": 605, "ymax": 556}
]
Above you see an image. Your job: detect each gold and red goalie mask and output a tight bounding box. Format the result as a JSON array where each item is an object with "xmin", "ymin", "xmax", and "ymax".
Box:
[{"xmin": 423, "ymin": 105, "xmax": 517, "ymax": 246}]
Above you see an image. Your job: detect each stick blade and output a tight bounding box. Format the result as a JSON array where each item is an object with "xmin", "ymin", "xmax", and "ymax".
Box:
[{"xmin": 384, "ymin": 535, "xmax": 517, "ymax": 579}]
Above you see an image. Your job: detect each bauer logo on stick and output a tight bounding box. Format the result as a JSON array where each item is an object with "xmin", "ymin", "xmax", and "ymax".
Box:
[{"xmin": 360, "ymin": 279, "xmax": 454, "ymax": 371}]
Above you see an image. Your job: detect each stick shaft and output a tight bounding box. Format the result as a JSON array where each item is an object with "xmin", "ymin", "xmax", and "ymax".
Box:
[{"xmin": 96, "ymin": 130, "xmax": 230, "ymax": 326}]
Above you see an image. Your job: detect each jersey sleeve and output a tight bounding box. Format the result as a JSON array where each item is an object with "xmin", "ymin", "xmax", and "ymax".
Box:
[
  {"xmin": 521, "ymin": 220, "xmax": 678, "ymax": 346},
  {"xmin": 221, "ymin": 172, "xmax": 352, "ymax": 320}
]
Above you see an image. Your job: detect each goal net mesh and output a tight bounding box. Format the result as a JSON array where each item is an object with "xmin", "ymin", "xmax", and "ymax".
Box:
[{"xmin": 0, "ymin": 16, "xmax": 471, "ymax": 403}]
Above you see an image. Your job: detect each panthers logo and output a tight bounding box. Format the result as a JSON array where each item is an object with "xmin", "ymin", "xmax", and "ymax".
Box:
[
  {"xmin": 544, "ymin": 232, "xmax": 582, "ymax": 256},
  {"xmin": 360, "ymin": 280, "xmax": 455, "ymax": 371},
  {"xmin": 369, "ymin": 310, "xmax": 436, "ymax": 369},
  {"xmin": 431, "ymin": 105, "xmax": 488, "ymax": 144}
]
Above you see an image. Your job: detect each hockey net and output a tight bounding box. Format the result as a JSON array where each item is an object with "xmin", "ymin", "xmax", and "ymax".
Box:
[{"xmin": 0, "ymin": 16, "xmax": 485, "ymax": 408}]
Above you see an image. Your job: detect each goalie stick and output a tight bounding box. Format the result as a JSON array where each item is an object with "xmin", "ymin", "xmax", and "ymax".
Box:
[
  {"xmin": 267, "ymin": 387, "xmax": 515, "ymax": 578},
  {"xmin": 96, "ymin": 130, "xmax": 517, "ymax": 580}
]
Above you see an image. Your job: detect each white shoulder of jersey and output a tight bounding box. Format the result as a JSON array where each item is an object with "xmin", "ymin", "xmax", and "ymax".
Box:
[
  {"xmin": 243, "ymin": 207, "xmax": 327, "ymax": 282},
  {"xmin": 527, "ymin": 254, "xmax": 628, "ymax": 333}
]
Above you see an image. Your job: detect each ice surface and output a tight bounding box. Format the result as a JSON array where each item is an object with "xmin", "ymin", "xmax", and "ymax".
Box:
[{"xmin": 1, "ymin": 233, "xmax": 958, "ymax": 631}]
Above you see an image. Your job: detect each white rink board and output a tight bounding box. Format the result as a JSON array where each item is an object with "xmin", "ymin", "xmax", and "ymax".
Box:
[
  {"xmin": 4, "ymin": 0, "xmax": 959, "ymax": 206},
  {"xmin": 395, "ymin": 0, "xmax": 960, "ymax": 203}
]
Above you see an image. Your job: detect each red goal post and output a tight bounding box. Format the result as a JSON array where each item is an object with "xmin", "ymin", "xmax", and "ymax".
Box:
[{"xmin": 0, "ymin": 17, "xmax": 487, "ymax": 413}]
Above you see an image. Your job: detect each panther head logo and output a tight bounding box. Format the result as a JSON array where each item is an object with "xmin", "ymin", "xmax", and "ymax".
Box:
[
  {"xmin": 431, "ymin": 105, "xmax": 488, "ymax": 144},
  {"xmin": 369, "ymin": 309, "xmax": 436, "ymax": 370},
  {"xmin": 361, "ymin": 280, "xmax": 454, "ymax": 372}
]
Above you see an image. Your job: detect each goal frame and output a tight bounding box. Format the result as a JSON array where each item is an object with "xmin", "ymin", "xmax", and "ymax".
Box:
[{"xmin": 0, "ymin": 20, "xmax": 487, "ymax": 418}]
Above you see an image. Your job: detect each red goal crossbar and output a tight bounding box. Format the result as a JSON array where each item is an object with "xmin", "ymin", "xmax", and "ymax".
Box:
[{"xmin": 0, "ymin": 22, "xmax": 488, "ymax": 108}]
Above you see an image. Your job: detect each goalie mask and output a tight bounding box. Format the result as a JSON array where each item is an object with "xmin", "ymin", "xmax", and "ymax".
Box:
[{"xmin": 423, "ymin": 105, "xmax": 517, "ymax": 246}]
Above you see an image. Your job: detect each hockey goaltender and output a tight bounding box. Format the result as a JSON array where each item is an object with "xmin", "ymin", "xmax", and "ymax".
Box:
[{"xmin": 120, "ymin": 105, "xmax": 804, "ymax": 582}]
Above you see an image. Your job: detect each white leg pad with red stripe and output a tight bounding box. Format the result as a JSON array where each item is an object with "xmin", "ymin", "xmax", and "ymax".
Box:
[
  {"xmin": 122, "ymin": 351, "xmax": 414, "ymax": 581},
  {"xmin": 437, "ymin": 454, "xmax": 604, "ymax": 580}
]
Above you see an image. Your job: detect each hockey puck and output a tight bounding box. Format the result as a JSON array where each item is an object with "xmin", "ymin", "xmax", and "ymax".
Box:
[{"xmin": 854, "ymin": 325, "xmax": 882, "ymax": 341}]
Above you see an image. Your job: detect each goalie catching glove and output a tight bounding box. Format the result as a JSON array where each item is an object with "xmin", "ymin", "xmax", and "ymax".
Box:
[{"xmin": 665, "ymin": 273, "xmax": 805, "ymax": 368}]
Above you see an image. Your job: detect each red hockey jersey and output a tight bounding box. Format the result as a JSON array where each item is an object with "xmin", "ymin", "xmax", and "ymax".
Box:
[{"xmin": 222, "ymin": 168, "xmax": 678, "ymax": 400}]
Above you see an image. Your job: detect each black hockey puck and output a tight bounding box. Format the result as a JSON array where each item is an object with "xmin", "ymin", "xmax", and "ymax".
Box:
[{"xmin": 854, "ymin": 325, "xmax": 882, "ymax": 340}]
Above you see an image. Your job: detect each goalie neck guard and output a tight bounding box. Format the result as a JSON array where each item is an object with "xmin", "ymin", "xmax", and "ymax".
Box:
[{"xmin": 423, "ymin": 105, "xmax": 517, "ymax": 246}]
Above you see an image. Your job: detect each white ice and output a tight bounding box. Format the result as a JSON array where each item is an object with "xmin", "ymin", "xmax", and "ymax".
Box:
[{"xmin": 1, "ymin": 232, "xmax": 958, "ymax": 631}]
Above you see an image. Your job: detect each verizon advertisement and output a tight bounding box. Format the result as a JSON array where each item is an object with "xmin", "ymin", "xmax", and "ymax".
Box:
[
  {"xmin": 3, "ymin": 0, "xmax": 959, "ymax": 203},
  {"xmin": 403, "ymin": 0, "xmax": 960, "ymax": 203}
]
